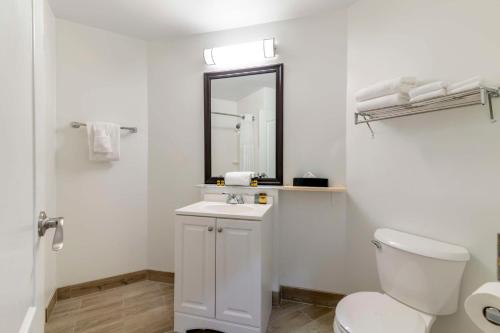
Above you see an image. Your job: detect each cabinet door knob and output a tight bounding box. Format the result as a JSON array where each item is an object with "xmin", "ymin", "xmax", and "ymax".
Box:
[
  {"xmin": 208, "ymin": 226, "xmax": 214, "ymax": 232},
  {"xmin": 217, "ymin": 227, "xmax": 223, "ymax": 233}
]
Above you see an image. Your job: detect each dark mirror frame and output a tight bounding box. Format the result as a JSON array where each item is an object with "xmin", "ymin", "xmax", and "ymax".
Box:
[{"xmin": 204, "ymin": 63, "xmax": 284, "ymax": 185}]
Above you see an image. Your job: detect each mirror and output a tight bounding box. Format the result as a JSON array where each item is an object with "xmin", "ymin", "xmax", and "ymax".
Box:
[{"xmin": 204, "ymin": 64, "xmax": 283, "ymax": 185}]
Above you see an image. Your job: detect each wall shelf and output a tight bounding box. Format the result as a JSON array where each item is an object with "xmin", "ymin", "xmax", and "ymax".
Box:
[
  {"xmin": 281, "ymin": 186, "xmax": 347, "ymax": 193},
  {"xmin": 354, "ymin": 87, "xmax": 500, "ymax": 137},
  {"xmin": 197, "ymin": 184, "xmax": 347, "ymax": 193}
]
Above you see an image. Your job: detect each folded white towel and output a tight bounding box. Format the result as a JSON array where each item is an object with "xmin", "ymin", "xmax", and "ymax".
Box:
[
  {"xmin": 86, "ymin": 122, "xmax": 120, "ymax": 162},
  {"xmin": 448, "ymin": 83, "xmax": 480, "ymax": 95},
  {"xmin": 448, "ymin": 80, "xmax": 499, "ymax": 95},
  {"xmin": 447, "ymin": 76, "xmax": 482, "ymax": 92},
  {"xmin": 224, "ymin": 171, "xmax": 254, "ymax": 186},
  {"xmin": 410, "ymin": 88, "xmax": 447, "ymax": 103},
  {"xmin": 356, "ymin": 93, "xmax": 409, "ymax": 112},
  {"xmin": 355, "ymin": 77, "xmax": 417, "ymax": 102},
  {"xmin": 409, "ymin": 81, "xmax": 447, "ymax": 99}
]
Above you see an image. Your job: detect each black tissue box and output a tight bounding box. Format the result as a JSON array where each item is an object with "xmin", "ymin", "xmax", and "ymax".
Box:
[{"xmin": 293, "ymin": 177, "xmax": 329, "ymax": 187}]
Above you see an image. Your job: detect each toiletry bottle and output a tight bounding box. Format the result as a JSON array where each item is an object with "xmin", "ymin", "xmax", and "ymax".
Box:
[
  {"xmin": 258, "ymin": 193, "xmax": 268, "ymax": 204},
  {"xmin": 251, "ymin": 177, "xmax": 258, "ymax": 187}
]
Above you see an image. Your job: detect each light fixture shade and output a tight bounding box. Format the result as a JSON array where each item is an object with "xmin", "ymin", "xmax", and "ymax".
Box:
[
  {"xmin": 203, "ymin": 48, "xmax": 215, "ymax": 65},
  {"xmin": 263, "ymin": 38, "xmax": 276, "ymax": 58},
  {"xmin": 203, "ymin": 38, "xmax": 277, "ymax": 66}
]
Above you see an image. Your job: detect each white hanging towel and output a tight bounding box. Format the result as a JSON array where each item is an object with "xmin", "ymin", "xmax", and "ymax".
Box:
[
  {"xmin": 86, "ymin": 122, "xmax": 120, "ymax": 161},
  {"xmin": 355, "ymin": 77, "xmax": 417, "ymax": 102}
]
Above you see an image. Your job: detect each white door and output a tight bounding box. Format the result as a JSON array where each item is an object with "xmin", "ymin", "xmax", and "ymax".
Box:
[
  {"xmin": 266, "ymin": 120, "xmax": 276, "ymax": 177},
  {"xmin": 1, "ymin": 0, "xmax": 51, "ymax": 332},
  {"xmin": 216, "ymin": 219, "xmax": 261, "ymax": 327},
  {"xmin": 258, "ymin": 108, "xmax": 276, "ymax": 178},
  {"xmin": 174, "ymin": 215, "xmax": 216, "ymax": 318}
]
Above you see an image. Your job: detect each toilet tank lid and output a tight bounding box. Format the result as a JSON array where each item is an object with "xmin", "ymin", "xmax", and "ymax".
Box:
[{"xmin": 375, "ymin": 229, "xmax": 470, "ymax": 262}]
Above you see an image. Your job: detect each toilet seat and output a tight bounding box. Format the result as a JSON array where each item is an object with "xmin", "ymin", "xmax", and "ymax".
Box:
[{"xmin": 334, "ymin": 292, "xmax": 433, "ymax": 333}]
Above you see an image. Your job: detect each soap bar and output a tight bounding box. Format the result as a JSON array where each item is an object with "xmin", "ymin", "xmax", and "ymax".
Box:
[{"xmin": 293, "ymin": 178, "xmax": 329, "ymax": 187}]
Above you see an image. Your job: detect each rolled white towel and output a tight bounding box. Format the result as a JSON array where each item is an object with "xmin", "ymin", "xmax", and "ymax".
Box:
[
  {"xmin": 448, "ymin": 83, "xmax": 481, "ymax": 94},
  {"xmin": 410, "ymin": 88, "xmax": 447, "ymax": 103},
  {"xmin": 447, "ymin": 76, "xmax": 482, "ymax": 92},
  {"xmin": 356, "ymin": 93, "xmax": 409, "ymax": 112},
  {"xmin": 355, "ymin": 77, "xmax": 417, "ymax": 102},
  {"xmin": 224, "ymin": 171, "xmax": 254, "ymax": 186},
  {"xmin": 409, "ymin": 81, "xmax": 447, "ymax": 99},
  {"xmin": 448, "ymin": 80, "xmax": 499, "ymax": 95}
]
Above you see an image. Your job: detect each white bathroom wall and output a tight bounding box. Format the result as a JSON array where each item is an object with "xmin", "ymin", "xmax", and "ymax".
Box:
[
  {"xmin": 346, "ymin": 0, "xmax": 500, "ymax": 332},
  {"xmin": 56, "ymin": 20, "xmax": 149, "ymax": 286},
  {"xmin": 148, "ymin": 9, "xmax": 348, "ymax": 293}
]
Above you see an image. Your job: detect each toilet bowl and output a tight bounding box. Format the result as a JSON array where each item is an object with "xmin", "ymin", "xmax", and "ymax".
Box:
[
  {"xmin": 333, "ymin": 228, "xmax": 470, "ymax": 333},
  {"xmin": 333, "ymin": 292, "xmax": 435, "ymax": 333}
]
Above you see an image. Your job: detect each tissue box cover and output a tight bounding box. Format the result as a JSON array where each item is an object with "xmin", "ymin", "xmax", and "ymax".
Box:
[{"xmin": 293, "ymin": 178, "xmax": 329, "ymax": 187}]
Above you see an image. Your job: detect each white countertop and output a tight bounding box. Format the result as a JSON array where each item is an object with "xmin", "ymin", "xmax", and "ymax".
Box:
[{"xmin": 175, "ymin": 201, "xmax": 273, "ymax": 221}]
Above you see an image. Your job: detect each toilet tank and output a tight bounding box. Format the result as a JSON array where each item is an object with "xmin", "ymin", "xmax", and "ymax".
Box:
[{"xmin": 374, "ymin": 229, "xmax": 470, "ymax": 315}]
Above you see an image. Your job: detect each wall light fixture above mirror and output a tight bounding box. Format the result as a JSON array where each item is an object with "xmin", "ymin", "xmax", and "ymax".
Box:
[{"xmin": 204, "ymin": 38, "xmax": 276, "ymax": 66}]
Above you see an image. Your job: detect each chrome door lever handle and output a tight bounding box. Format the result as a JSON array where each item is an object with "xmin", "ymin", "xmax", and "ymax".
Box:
[{"xmin": 38, "ymin": 211, "xmax": 64, "ymax": 251}]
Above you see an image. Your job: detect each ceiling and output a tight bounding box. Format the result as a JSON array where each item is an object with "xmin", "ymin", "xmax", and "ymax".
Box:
[{"xmin": 49, "ymin": 0, "xmax": 355, "ymax": 40}]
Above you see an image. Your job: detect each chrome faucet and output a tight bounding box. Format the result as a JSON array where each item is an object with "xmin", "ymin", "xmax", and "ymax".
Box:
[{"xmin": 224, "ymin": 193, "xmax": 245, "ymax": 205}]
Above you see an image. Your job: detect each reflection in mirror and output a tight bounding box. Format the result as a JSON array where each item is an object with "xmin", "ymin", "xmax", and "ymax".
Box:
[
  {"xmin": 205, "ymin": 64, "xmax": 283, "ymax": 185},
  {"xmin": 211, "ymin": 73, "xmax": 276, "ymax": 179}
]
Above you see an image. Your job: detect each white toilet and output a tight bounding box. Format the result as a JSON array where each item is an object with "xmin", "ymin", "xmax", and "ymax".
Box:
[{"xmin": 334, "ymin": 228, "xmax": 470, "ymax": 333}]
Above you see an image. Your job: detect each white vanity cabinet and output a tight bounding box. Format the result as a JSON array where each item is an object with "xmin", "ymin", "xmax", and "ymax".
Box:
[
  {"xmin": 174, "ymin": 216, "xmax": 216, "ymax": 318},
  {"xmin": 215, "ymin": 219, "xmax": 261, "ymax": 327},
  {"xmin": 174, "ymin": 202, "xmax": 272, "ymax": 333}
]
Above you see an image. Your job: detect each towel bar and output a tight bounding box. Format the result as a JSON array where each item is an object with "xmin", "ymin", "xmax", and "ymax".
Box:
[{"xmin": 71, "ymin": 121, "xmax": 138, "ymax": 134}]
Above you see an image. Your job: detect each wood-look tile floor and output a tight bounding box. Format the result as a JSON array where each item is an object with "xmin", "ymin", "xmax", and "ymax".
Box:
[{"xmin": 46, "ymin": 280, "xmax": 334, "ymax": 333}]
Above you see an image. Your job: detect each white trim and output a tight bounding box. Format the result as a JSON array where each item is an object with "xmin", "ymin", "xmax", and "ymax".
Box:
[{"xmin": 19, "ymin": 307, "xmax": 36, "ymax": 333}]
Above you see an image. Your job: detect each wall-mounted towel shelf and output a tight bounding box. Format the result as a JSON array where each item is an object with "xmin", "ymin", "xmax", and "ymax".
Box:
[
  {"xmin": 71, "ymin": 121, "xmax": 138, "ymax": 134},
  {"xmin": 354, "ymin": 87, "xmax": 500, "ymax": 137}
]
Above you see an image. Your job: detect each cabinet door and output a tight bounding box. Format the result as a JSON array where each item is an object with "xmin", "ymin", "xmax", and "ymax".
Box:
[
  {"xmin": 175, "ymin": 215, "xmax": 216, "ymax": 318},
  {"xmin": 216, "ymin": 219, "xmax": 261, "ymax": 327}
]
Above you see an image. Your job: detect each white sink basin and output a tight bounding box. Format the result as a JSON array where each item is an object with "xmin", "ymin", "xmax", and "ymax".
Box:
[
  {"xmin": 203, "ymin": 202, "xmax": 256, "ymax": 214},
  {"xmin": 175, "ymin": 201, "xmax": 272, "ymax": 221}
]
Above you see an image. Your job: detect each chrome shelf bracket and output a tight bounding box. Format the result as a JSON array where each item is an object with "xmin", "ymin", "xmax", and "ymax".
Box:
[{"xmin": 486, "ymin": 90, "xmax": 499, "ymax": 123}]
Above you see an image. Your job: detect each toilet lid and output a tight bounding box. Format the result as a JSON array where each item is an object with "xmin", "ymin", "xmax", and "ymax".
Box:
[{"xmin": 335, "ymin": 292, "xmax": 427, "ymax": 333}]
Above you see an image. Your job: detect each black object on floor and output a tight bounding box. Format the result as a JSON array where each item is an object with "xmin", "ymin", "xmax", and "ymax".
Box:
[{"xmin": 186, "ymin": 330, "xmax": 224, "ymax": 333}]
